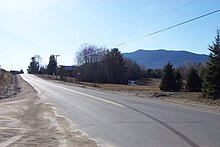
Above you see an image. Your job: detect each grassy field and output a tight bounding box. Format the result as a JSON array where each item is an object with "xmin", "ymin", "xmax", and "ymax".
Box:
[
  {"xmin": 80, "ymin": 82, "xmax": 160, "ymax": 92},
  {"xmin": 37, "ymin": 74, "xmax": 161, "ymax": 92}
]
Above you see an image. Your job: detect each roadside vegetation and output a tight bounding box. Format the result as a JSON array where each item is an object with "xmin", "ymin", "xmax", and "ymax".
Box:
[
  {"xmin": 0, "ymin": 69, "xmax": 20, "ymax": 99},
  {"xmin": 160, "ymin": 30, "xmax": 220, "ymax": 99},
  {"xmin": 27, "ymin": 30, "xmax": 220, "ymax": 101}
]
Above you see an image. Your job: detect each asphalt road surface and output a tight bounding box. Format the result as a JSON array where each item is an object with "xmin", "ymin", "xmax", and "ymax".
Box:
[{"xmin": 21, "ymin": 74, "xmax": 220, "ymax": 147}]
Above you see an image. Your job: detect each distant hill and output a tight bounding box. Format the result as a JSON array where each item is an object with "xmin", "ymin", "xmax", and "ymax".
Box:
[{"xmin": 123, "ymin": 49, "xmax": 208, "ymax": 69}]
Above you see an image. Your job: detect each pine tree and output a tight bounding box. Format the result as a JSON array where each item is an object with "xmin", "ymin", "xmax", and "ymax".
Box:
[
  {"xmin": 202, "ymin": 30, "xmax": 220, "ymax": 99},
  {"xmin": 186, "ymin": 68, "xmax": 202, "ymax": 92},
  {"xmin": 175, "ymin": 70, "xmax": 183, "ymax": 92},
  {"xmin": 27, "ymin": 56, "xmax": 39, "ymax": 74},
  {"xmin": 47, "ymin": 55, "xmax": 57, "ymax": 75},
  {"xmin": 103, "ymin": 48, "xmax": 127, "ymax": 84},
  {"xmin": 160, "ymin": 63, "xmax": 177, "ymax": 92}
]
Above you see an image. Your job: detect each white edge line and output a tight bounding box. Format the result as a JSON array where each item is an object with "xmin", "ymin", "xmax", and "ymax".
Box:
[
  {"xmin": 28, "ymin": 75, "xmax": 124, "ymax": 107},
  {"xmin": 21, "ymin": 75, "xmax": 41, "ymax": 95},
  {"xmin": 22, "ymin": 75, "xmax": 102, "ymax": 145},
  {"xmin": 47, "ymin": 83, "xmax": 124, "ymax": 108}
]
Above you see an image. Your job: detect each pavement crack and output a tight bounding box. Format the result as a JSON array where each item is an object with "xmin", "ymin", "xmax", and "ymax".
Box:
[
  {"xmin": 76, "ymin": 121, "xmax": 156, "ymax": 128},
  {"xmin": 98, "ymin": 98, "xmax": 200, "ymax": 147},
  {"xmin": 77, "ymin": 119, "xmax": 211, "ymax": 128},
  {"xmin": 166, "ymin": 119, "xmax": 213, "ymax": 124},
  {"xmin": 124, "ymin": 104, "xmax": 200, "ymax": 147}
]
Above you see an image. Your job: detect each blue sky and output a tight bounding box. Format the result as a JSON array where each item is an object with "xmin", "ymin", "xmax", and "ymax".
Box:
[{"xmin": 0, "ymin": 0, "xmax": 220, "ymax": 71}]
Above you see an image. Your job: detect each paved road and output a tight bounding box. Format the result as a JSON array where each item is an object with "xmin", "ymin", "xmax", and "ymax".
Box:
[{"xmin": 21, "ymin": 74, "xmax": 220, "ymax": 147}]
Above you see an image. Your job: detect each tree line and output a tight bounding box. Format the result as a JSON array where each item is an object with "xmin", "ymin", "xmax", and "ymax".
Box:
[
  {"xmin": 76, "ymin": 44, "xmax": 143, "ymax": 84},
  {"xmin": 159, "ymin": 30, "xmax": 220, "ymax": 99},
  {"xmin": 27, "ymin": 30, "xmax": 220, "ymax": 99},
  {"xmin": 27, "ymin": 54, "xmax": 58, "ymax": 75}
]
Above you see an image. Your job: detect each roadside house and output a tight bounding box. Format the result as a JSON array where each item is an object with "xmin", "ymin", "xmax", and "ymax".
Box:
[{"xmin": 60, "ymin": 65, "xmax": 76, "ymax": 77}]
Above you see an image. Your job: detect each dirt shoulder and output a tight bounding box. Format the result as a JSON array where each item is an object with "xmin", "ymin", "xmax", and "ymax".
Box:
[
  {"xmin": 120, "ymin": 91, "xmax": 220, "ymax": 113},
  {"xmin": 95, "ymin": 87, "xmax": 220, "ymax": 114},
  {"xmin": 0, "ymin": 76, "xmax": 98, "ymax": 147}
]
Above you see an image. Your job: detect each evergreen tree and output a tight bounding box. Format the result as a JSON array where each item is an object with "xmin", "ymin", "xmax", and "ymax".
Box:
[
  {"xmin": 125, "ymin": 59, "xmax": 142, "ymax": 81},
  {"xmin": 103, "ymin": 48, "xmax": 127, "ymax": 84},
  {"xmin": 186, "ymin": 68, "xmax": 201, "ymax": 92},
  {"xmin": 160, "ymin": 63, "xmax": 177, "ymax": 92},
  {"xmin": 202, "ymin": 30, "xmax": 220, "ymax": 99},
  {"xmin": 20, "ymin": 69, "xmax": 24, "ymax": 74},
  {"xmin": 47, "ymin": 55, "xmax": 57, "ymax": 75},
  {"xmin": 27, "ymin": 56, "xmax": 39, "ymax": 74},
  {"xmin": 175, "ymin": 70, "xmax": 183, "ymax": 92}
]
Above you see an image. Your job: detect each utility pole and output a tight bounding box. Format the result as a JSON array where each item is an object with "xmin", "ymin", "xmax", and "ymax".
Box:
[{"xmin": 54, "ymin": 55, "xmax": 60, "ymax": 80}]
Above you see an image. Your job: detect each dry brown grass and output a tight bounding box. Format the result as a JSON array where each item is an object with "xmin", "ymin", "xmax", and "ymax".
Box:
[
  {"xmin": 79, "ymin": 78, "xmax": 161, "ymax": 92},
  {"xmin": 37, "ymin": 75, "xmax": 78, "ymax": 83},
  {"xmin": 37, "ymin": 75, "xmax": 161, "ymax": 92},
  {"xmin": 80, "ymin": 82, "xmax": 160, "ymax": 92},
  {"xmin": 169, "ymin": 92, "xmax": 220, "ymax": 107},
  {"xmin": 37, "ymin": 74, "xmax": 59, "ymax": 80}
]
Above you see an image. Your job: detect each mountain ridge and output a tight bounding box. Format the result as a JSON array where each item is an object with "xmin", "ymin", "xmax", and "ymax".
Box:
[{"xmin": 122, "ymin": 49, "xmax": 208, "ymax": 69}]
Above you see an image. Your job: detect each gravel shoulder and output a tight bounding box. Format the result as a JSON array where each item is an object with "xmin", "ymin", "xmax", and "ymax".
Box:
[{"xmin": 0, "ymin": 76, "xmax": 98, "ymax": 147}]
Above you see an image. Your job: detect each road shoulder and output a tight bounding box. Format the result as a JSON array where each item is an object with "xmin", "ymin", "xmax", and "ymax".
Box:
[{"xmin": 0, "ymin": 75, "xmax": 98, "ymax": 147}]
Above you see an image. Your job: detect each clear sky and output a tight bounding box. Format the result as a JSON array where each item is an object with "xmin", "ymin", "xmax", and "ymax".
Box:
[{"xmin": 0, "ymin": 0, "xmax": 220, "ymax": 71}]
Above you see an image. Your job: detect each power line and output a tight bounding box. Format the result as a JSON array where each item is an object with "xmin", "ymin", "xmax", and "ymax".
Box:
[
  {"xmin": 168, "ymin": 0, "xmax": 197, "ymax": 14},
  {"xmin": 116, "ymin": 9, "xmax": 220, "ymax": 47},
  {"xmin": 118, "ymin": 0, "xmax": 197, "ymax": 41}
]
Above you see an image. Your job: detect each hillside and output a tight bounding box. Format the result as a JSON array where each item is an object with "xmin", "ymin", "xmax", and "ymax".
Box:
[{"xmin": 123, "ymin": 49, "xmax": 208, "ymax": 69}]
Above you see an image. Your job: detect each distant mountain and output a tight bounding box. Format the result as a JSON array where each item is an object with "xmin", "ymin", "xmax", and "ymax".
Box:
[{"xmin": 123, "ymin": 49, "xmax": 208, "ymax": 69}]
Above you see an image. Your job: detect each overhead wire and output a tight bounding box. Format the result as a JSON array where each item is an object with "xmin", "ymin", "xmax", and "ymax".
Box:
[
  {"xmin": 122, "ymin": 0, "xmax": 197, "ymax": 39},
  {"xmin": 115, "ymin": 9, "xmax": 220, "ymax": 47},
  {"xmin": 167, "ymin": 0, "xmax": 197, "ymax": 14}
]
